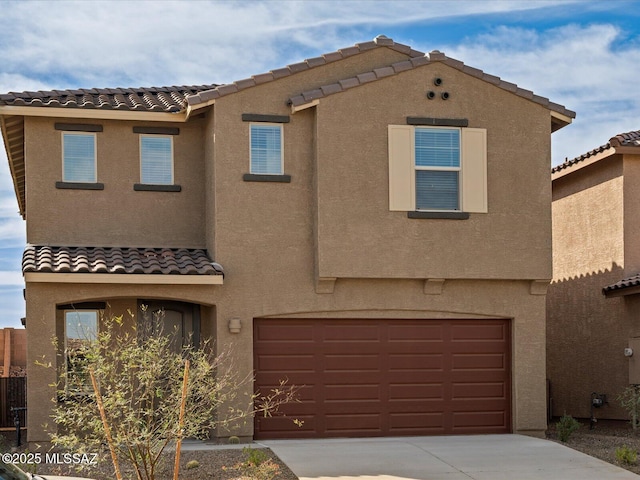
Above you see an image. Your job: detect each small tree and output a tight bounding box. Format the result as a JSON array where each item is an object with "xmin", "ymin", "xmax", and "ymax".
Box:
[
  {"xmin": 46, "ymin": 310, "xmax": 297, "ymax": 480},
  {"xmin": 618, "ymin": 385, "xmax": 640, "ymax": 429}
]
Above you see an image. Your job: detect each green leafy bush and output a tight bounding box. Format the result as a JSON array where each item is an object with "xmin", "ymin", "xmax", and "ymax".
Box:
[
  {"xmin": 556, "ymin": 414, "xmax": 581, "ymax": 442},
  {"xmin": 616, "ymin": 445, "xmax": 638, "ymax": 465}
]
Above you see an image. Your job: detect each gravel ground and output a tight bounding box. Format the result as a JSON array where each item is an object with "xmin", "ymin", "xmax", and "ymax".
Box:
[
  {"xmin": 34, "ymin": 447, "xmax": 299, "ymax": 480},
  {"xmin": 547, "ymin": 418, "xmax": 640, "ymax": 475},
  {"xmin": 16, "ymin": 419, "xmax": 640, "ymax": 479}
]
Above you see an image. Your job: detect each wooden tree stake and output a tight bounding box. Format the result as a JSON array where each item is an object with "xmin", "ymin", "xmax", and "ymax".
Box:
[
  {"xmin": 173, "ymin": 359, "xmax": 190, "ymax": 480},
  {"xmin": 89, "ymin": 367, "xmax": 123, "ymax": 480}
]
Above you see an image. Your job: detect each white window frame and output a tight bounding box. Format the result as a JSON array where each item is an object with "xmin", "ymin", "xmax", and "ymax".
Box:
[
  {"xmin": 64, "ymin": 309, "xmax": 99, "ymax": 393},
  {"xmin": 249, "ymin": 123, "xmax": 284, "ymax": 175},
  {"xmin": 62, "ymin": 132, "xmax": 97, "ymax": 183},
  {"xmin": 414, "ymin": 126, "xmax": 461, "ymax": 212},
  {"xmin": 139, "ymin": 134, "xmax": 174, "ymax": 185}
]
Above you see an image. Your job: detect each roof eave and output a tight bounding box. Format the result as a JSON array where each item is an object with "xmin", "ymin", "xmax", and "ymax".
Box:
[
  {"xmin": 24, "ymin": 272, "xmax": 223, "ymax": 285},
  {"xmin": 551, "ymin": 111, "xmax": 573, "ymax": 133},
  {"xmin": 603, "ymin": 284, "xmax": 640, "ymax": 298},
  {"xmin": 0, "ymin": 105, "xmax": 188, "ymax": 122},
  {"xmin": 0, "ymin": 114, "xmax": 26, "ymax": 218},
  {"xmin": 552, "ymin": 145, "xmax": 640, "ymax": 181}
]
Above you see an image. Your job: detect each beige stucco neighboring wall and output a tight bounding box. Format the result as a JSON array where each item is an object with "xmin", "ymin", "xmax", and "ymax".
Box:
[
  {"xmin": 548, "ymin": 156, "xmax": 627, "ymax": 419},
  {"xmin": 623, "ymin": 155, "xmax": 640, "ymax": 274},
  {"xmin": 24, "ymin": 116, "xmax": 207, "ymax": 247}
]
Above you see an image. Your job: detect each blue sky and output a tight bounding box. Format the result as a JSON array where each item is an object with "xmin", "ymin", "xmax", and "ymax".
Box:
[{"xmin": 1, "ymin": 0, "xmax": 639, "ymax": 328}]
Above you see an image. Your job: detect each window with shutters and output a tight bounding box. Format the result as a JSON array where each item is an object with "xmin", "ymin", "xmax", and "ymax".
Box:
[
  {"xmin": 250, "ymin": 124, "xmax": 283, "ymax": 175},
  {"xmin": 62, "ymin": 133, "xmax": 97, "ymax": 183},
  {"xmin": 140, "ymin": 135, "xmax": 174, "ymax": 185},
  {"xmin": 388, "ymin": 125, "xmax": 487, "ymax": 215}
]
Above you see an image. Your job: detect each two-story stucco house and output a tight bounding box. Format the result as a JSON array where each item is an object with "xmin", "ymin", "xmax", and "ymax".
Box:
[
  {"xmin": 548, "ymin": 130, "xmax": 640, "ymax": 421},
  {"xmin": 0, "ymin": 36, "xmax": 574, "ymax": 444}
]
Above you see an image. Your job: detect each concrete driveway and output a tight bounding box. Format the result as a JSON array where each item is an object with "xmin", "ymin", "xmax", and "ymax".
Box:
[{"xmin": 260, "ymin": 435, "xmax": 640, "ymax": 480}]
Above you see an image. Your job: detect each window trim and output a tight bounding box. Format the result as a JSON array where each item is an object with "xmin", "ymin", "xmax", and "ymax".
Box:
[
  {"xmin": 139, "ymin": 134, "xmax": 175, "ymax": 186},
  {"xmin": 61, "ymin": 132, "xmax": 97, "ymax": 183},
  {"xmin": 249, "ymin": 123, "xmax": 284, "ymax": 175}
]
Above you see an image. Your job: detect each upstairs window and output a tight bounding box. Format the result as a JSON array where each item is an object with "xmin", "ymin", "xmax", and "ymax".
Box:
[
  {"xmin": 388, "ymin": 124, "xmax": 487, "ymax": 215},
  {"xmin": 250, "ymin": 124, "xmax": 283, "ymax": 175},
  {"xmin": 62, "ymin": 133, "xmax": 96, "ymax": 183},
  {"xmin": 140, "ymin": 135, "xmax": 173, "ymax": 185},
  {"xmin": 415, "ymin": 127, "xmax": 461, "ymax": 211}
]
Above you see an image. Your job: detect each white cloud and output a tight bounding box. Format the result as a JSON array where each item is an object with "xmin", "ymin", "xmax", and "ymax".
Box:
[
  {"xmin": 0, "ymin": 271, "xmax": 23, "ymax": 286},
  {"xmin": 0, "ymin": 0, "xmax": 579, "ymax": 88},
  {"xmin": 439, "ymin": 23, "xmax": 640, "ymax": 164}
]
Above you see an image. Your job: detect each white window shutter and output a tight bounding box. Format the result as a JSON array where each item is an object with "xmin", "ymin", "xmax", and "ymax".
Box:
[
  {"xmin": 461, "ymin": 128, "xmax": 488, "ymax": 213},
  {"xmin": 388, "ymin": 125, "xmax": 414, "ymax": 211}
]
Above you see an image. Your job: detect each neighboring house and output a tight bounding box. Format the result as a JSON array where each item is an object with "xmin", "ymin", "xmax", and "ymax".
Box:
[
  {"xmin": 0, "ymin": 36, "xmax": 574, "ymax": 444},
  {"xmin": 548, "ymin": 130, "xmax": 640, "ymax": 420},
  {"xmin": 0, "ymin": 328, "xmax": 26, "ymax": 377}
]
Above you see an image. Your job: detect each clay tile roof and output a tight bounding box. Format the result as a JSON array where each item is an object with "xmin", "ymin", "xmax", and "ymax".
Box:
[
  {"xmin": 288, "ymin": 50, "xmax": 576, "ymax": 121},
  {"xmin": 0, "ymin": 85, "xmax": 219, "ymax": 112},
  {"xmin": 552, "ymin": 129, "xmax": 640, "ymax": 174},
  {"xmin": 22, "ymin": 245, "xmax": 224, "ymax": 276},
  {"xmin": 185, "ymin": 35, "xmax": 425, "ymax": 108},
  {"xmin": 603, "ymin": 273, "xmax": 640, "ymax": 295}
]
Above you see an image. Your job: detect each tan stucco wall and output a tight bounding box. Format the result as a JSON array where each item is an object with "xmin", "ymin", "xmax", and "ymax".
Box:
[
  {"xmin": 313, "ymin": 63, "xmax": 552, "ymax": 280},
  {"xmin": 548, "ymin": 156, "xmax": 627, "ymax": 419},
  {"xmin": 24, "ymin": 117, "xmax": 207, "ymax": 247},
  {"xmin": 23, "ymin": 46, "xmax": 555, "ymax": 443}
]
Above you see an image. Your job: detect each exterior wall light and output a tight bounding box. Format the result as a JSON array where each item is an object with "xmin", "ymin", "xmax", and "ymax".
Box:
[
  {"xmin": 228, "ymin": 318, "xmax": 242, "ymax": 334},
  {"xmin": 625, "ymin": 347, "xmax": 634, "ymax": 357}
]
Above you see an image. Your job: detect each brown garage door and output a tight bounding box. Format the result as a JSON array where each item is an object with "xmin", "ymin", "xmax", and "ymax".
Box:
[{"xmin": 254, "ymin": 318, "xmax": 511, "ymax": 439}]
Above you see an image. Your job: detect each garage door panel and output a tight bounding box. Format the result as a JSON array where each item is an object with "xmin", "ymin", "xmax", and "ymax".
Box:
[
  {"xmin": 324, "ymin": 354, "xmax": 379, "ymax": 371},
  {"xmin": 452, "ymin": 353, "xmax": 506, "ymax": 370},
  {"xmin": 255, "ymin": 415, "xmax": 315, "ymax": 437},
  {"xmin": 388, "ymin": 353, "xmax": 444, "ymax": 370},
  {"xmin": 324, "ymin": 384, "xmax": 380, "ymax": 401},
  {"xmin": 323, "ymin": 324, "xmax": 380, "ymax": 341},
  {"xmin": 323, "ymin": 372, "xmax": 382, "ymax": 385},
  {"xmin": 389, "ymin": 412, "xmax": 445, "ymax": 432},
  {"xmin": 254, "ymin": 318, "xmax": 510, "ymax": 439},
  {"xmin": 451, "ymin": 323, "xmax": 507, "ymax": 341},
  {"xmin": 389, "ymin": 383, "xmax": 444, "ymax": 400},
  {"xmin": 452, "ymin": 411, "xmax": 508, "ymax": 429},
  {"xmin": 387, "ymin": 324, "xmax": 444, "ymax": 341},
  {"xmin": 255, "ymin": 323, "xmax": 314, "ymax": 341},
  {"xmin": 325, "ymin": 413, "xmax": 381, "ymax": 433},
  {"xmin": 255, "ymin": 354, "xmax": 316, "ymax": 372}
]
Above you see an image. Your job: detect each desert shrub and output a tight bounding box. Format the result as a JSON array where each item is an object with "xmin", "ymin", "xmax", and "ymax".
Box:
[
  {"xmin": 232, "ymin": 447, "xmax": 280, "ymax": 480},
  {"xmin": 618, "ymin": 386, "xmax": 640, "ymax": 429},
  {"xmin": 556, "ymin": 414, "xmax": 581, "ymax": 442},
  {"xmin": 42, "ymin": 310, "xmax": 297, "ymax": 480},
  {"xmin": 616, "ymin": 445, "xmax": 638, "ymax": 465}
]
